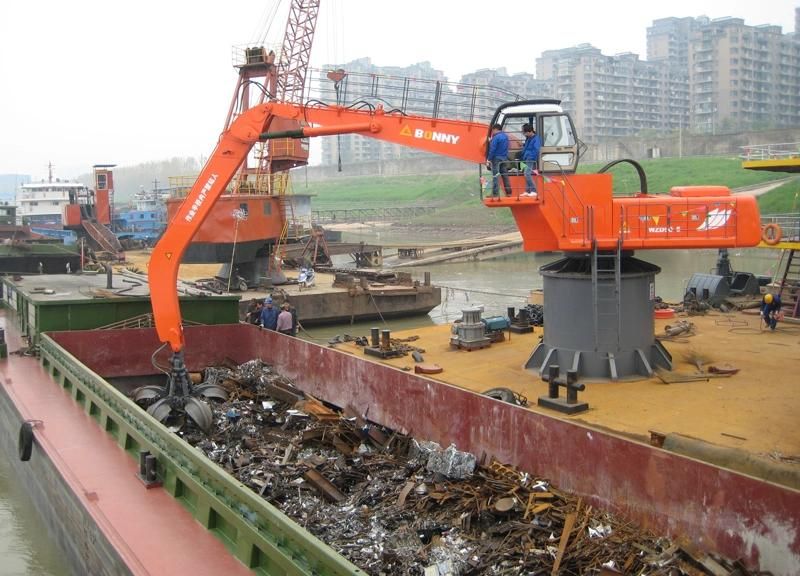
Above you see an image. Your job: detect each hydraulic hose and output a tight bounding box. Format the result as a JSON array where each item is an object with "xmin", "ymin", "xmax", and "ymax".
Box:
[{"xmin": 597, "ymin": 158, "xmax": 648, "ymax": 194}]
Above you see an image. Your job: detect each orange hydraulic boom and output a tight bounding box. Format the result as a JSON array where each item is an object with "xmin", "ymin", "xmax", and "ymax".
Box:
[{"xmin": 149, "ymin": 99, "xmax": 761, "ymax": 366}]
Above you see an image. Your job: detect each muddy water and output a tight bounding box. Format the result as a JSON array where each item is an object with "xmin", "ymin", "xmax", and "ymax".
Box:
[{"xmin": 0, "ymin": 454, "xmax": 68, "ymax": 576}]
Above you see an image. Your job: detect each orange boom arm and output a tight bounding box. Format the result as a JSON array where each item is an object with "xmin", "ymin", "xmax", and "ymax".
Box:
[{"xmin": 148, "ymin": 102, "xmax": 487, "ymax": 352}]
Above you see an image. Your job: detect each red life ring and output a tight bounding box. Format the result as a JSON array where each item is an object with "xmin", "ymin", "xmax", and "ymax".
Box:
[
  {"xmin": 655, "ymin": 308, "xmax": 676, "ymax": 319},
  {"xmin": 761, "ymin": 223, "xmax": 782, "ymax": 245}
]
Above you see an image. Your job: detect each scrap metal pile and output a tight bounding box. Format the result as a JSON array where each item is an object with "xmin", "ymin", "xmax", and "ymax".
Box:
[
  {"xmin": 521, "ymin": 304, "xmax": 545, "ymax": 327},
  {"xmin": 175, "ymin": 359, "xmax": 765, "ymax": 576}
]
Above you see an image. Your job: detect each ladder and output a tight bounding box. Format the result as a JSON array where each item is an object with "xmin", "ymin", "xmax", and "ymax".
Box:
[
  {"xmin": 592, "ymin": 238, "xmax": 623, "ymax": 352},
  {"xmin": 778, "ymin": 249, "xmax": 800, "ymax": 318},
  {"xmin": 268, "ymin": 172, "xmax": 297, "ymax": 277}
]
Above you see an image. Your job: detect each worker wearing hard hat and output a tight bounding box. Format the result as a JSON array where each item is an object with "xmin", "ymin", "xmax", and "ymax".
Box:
[
  {"xmin": 260, "ymin": 297, "xmax": 279, "ymax": 331},
  {"xmin": 760, "ymin": 292, "xmax": 782, "ymax": 331}
]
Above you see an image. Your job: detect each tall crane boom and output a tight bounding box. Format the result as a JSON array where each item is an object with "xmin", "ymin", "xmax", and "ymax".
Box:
[{"xmin": 276, "ymin": 0, "xmax": 320, "ymax": 103}]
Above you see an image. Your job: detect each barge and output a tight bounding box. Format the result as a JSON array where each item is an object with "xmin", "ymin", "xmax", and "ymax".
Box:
[
  {"xmin": 123, "ymin": 249, "xmax": 442, "ymax": 327},
  {"xmin": 0, "ymin": 305, "xmax": 798, "ymax": 574}
]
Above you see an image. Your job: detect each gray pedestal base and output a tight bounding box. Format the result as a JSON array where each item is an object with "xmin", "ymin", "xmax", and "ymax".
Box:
[
  {"xmin": 527, "ymin": 339, "xmax": 672, "ymax": 381},
  {"xmin": 527, "ymin": 256, "xmax": 673, "ymax": 382}
]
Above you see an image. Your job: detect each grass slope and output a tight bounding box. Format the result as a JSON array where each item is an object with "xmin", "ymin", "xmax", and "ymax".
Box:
[{"xmin": 756, "ymin": 178, "xmax": 800, "ymax": 213}]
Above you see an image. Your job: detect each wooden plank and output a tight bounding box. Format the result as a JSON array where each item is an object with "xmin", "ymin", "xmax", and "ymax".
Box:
[{"xmin": 551, "ymin": 511, "xmax": 577, "ymax": 576}]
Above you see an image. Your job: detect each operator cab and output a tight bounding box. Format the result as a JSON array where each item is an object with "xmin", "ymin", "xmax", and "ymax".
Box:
[{"xmin": 489, "ymin": 99, "xmax": 580, "ymax": 174}]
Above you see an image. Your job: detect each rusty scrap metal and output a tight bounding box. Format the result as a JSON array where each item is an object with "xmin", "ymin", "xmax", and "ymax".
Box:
[
  {"xmin": 662, "ymin": 320, "xmax": 696, "ymax": 339},
  {"xmin": 304, "ymin": 468, "xmax": 345, "ymax": 502},
  {"xmin": 162, "ymin": 358, "xmax": 771, "ymax": 576}
]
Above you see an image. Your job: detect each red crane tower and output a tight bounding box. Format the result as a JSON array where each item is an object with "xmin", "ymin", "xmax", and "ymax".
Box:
[{"xmin": 164, "ymin": 0, "xmax": 321, "ymax": 287}]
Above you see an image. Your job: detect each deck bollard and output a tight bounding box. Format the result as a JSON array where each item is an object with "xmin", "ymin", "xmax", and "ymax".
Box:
[
  {"xmin": 145, "ymin": 454, "xmax": 157, "ymax": 483},
  {"xmin": 138, "ymin": 450, "xmax": 161, "ymax": 488},
  {"xmin": 547, "ymin": 365, "xmax": 560, "ymax": 398},
  {"xmin": 380, "ymin": 329, "xmax": 391, "ymax": 350},
  {"xmin": 538, "ymin": 365, "xmax": 589, "ymax": 414},
  {"xmin": 139, "ymin": 450, "xmax": 148, "ymax": 477}
]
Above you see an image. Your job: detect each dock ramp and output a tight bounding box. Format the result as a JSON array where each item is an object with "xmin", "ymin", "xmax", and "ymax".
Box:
[{"xmin": 82, "ymin": 219, "xmax": 124, "ymax": 259}]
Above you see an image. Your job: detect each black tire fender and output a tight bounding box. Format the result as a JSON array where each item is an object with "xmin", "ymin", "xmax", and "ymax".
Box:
[
  {"xmin": 19, "ymin": 421, "xmax": 34, "ymax": 461},
  {"xmin": 482, "ymin": 387, "xmax": 518, "ymax": 404}
]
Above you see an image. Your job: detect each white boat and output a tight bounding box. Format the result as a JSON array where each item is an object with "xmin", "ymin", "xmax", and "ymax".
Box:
[{"xmin": 15, "ymin": 164, "xmax": 89, "ymax": 227}]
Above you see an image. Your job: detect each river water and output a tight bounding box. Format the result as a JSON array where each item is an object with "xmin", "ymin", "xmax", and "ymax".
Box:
[
  {"xmin": 0, "ymin": 230, "xmax": 779, "ymax": 573},
  {"xmin": 0, "ymin": 455, "xmax": 67, "ymax": 576}
]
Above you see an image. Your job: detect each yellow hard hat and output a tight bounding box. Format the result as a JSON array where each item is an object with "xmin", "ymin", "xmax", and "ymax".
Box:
[{"xmin": 765, "ymin": 293, "xmax": 774, "ymax": 304}]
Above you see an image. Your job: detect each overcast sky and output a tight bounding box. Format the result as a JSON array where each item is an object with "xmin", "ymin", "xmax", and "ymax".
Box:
[{"xmin": 1, "ymin": 1, "xmax": 797, "ymax": 181}]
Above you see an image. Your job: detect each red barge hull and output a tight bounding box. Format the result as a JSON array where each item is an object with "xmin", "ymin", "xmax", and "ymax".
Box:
[{"xmin": 43, "ymin": 323, "xmax": 800, "ymax": 574}]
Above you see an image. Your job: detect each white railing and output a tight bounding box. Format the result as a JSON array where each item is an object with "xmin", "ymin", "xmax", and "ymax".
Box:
[
  {"xmin": 761, "ymin": 213, "xmax": 800, "ymax": 242},
  {"xmin": 740, "ymin": 143, "xmax": 800, "ymax": 161}
]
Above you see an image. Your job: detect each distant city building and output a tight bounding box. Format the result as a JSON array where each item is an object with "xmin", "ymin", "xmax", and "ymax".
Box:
[
  {"xmin": 0, "ymin": 174, "xmax": 30, "ymax": 202},
  {"xmin": 537, "ymin": 45, "xmax": 688, "ymax": 142},
  {"xmin": 647, "ymin": 17, "xmax": 704, "ymax": 71},
  {"xmin": 316, "ymin": 58, "xmax": 449, "ymax": 166},
  {"xmin": 649, "ymin": 15, "xmax": 800, "ymax": 133},
  {"xmin": 315, "ymin": 10, "xmax": 800, "ymax": 161},
  {"xmin": 459, "ymin": 68, "xmax": 553, "ymax": 104},
  {"xmin": 687, "ymin": 16, "xmax": 800, "ymax": 132},
  {"xmin": 315, "ymin": 61, "xmax": 553, "ymax": 166}
]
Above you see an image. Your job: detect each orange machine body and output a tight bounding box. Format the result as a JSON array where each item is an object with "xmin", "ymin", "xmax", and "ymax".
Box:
[
  {"xmin": 483, "ymin": 174, "xmax": 761, "ymax": 252},
  {"xmin": 164, "ymin": 195, "xmax": 284, "ymax": 245}
]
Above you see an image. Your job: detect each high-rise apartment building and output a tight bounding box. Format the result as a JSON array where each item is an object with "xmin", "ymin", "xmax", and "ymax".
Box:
[
  {"xmin": 314, "ymin": 11, "xmax": 800, "ymax": 164},
  {"xmin": 648, "ymin": 15, "xmax": 800, "ymax": 133},
  {"xmin": 316, "ymin": 58, "xmax": 449, "ymax": 166},
  {"xmin": 796, "ymin": 6, "xmax": 799, "ymax": 37},
  {"xmin": 647, "ymin": 16, "xmax": 705, "ymax": 71},
  {"xmin": 688, "ymin": 17, "xmax": 800, "ymax": 132},
  {"xmin": 459, "ymin": 68, "xmax": 552, "ymax": 102},
  {"xmin": 536, "ymin": 45, "xmax": 687, "ymax": 142},
  {"xmin": 315, "ymin": 62, "xmax": 552, "ymax": 165}
]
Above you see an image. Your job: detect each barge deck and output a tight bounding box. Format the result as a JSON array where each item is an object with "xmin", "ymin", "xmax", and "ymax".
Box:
[
  {"xmin": 0, "ymin": 311, "xmax": 253, "ymax": 576},
  {"xmin": 332, "ymin": 313, "xmax": 800, "ymax": 459}
]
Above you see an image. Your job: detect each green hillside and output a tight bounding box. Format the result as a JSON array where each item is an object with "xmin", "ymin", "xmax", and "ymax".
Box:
[
  {"xmin": 296, "ymin": 156, "xmax": 790, "ymax": 226},
  {"xmin": 756, "ymin": 178, "xmax": 800, "ymax": 213}
]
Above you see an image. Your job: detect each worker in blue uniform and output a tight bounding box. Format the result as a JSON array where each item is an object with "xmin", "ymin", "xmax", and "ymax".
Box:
[
  {"xmin": 260, "ymin": 297, "xmax": 279, "ymax": 331},
  {"xmin": 486, "ymin": 124, "xmax": 511, "ymax": 197},
  {"xmin": 519, "ymin": 123, "xmax": 541, "ymax": 197},
  {"xmin": 760, "ymin": 292, "xmax": 782, "ymax": 331}
]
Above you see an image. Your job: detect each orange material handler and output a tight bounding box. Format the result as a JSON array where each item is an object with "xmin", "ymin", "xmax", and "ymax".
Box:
[{"xmin": 148, "ymin": 98, "xmax": 761, "ymax": 396}]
